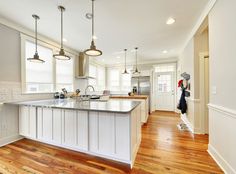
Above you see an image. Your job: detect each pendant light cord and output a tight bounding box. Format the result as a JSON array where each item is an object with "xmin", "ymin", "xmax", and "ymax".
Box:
[
  {"xmin": 92, "ymin": 0, "xmax": 95, "ymax": 41},
  {"xmin": 135, "ymin": 47, "xmax": 138, "ymax": 69},
  {"xmin": 61, "ymin": 7, "xmax": 64, "ymax": 49},
  {"xmin": 35, "ymin": 17, "xmax": 38, "ymax": 53},
  {"xmin": 124, "ymin": 49, "xmax": 127, "ymax": 69}
]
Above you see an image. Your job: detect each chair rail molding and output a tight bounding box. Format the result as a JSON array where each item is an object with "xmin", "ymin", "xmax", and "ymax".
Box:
[{"xmin": 208, "ymin": 103, "xmax": 236, "ymax": 119}]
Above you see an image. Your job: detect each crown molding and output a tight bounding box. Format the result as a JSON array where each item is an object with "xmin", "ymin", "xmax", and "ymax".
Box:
[{"xmin": 179, "ymin": 0, "xmax": 217, "ymax": 54}]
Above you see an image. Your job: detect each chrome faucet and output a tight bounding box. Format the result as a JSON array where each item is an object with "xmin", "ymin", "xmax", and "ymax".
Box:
[{"xmin": 85, "ymin": 85, "xmax": 95, "ymax": 96}]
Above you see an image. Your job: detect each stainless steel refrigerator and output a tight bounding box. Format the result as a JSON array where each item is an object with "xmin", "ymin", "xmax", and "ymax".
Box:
[{"xmin": 131, "ymin": 76, "xmax": 151, "ymax": 112}]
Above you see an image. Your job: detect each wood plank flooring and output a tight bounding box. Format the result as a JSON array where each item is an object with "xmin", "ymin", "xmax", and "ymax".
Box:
[{"xmin": 0, "ymin": 111, "xmax": 223, "ymax": 174}]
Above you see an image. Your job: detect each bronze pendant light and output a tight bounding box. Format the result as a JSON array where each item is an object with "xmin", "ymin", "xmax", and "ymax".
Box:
[
  {"xmin": 133, "ymin": 47, "xmax": 140, "ymax": 74},
  {"xmin": 27, "ymin": 15, "xmax": 45, "ymax": 63},
  {"xmin": 53, "ymin": 6, "xmax": 71, "ymax": 60},
  {"xmin": 84, "ymin": 0, "xmax": 102, "ymax": 57},
  {"xmin": 122, "ymin": 49, "xmax": 129, "ymax": 74}
]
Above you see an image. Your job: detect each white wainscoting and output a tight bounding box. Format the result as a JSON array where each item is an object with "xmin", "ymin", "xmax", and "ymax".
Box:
[
  {"xmin": 208, "ymin": 103, "xmax": 236, "ymax": 174},
  {"xmin": 0, "ymin": 81, "xmax": 53, "ymax": 147}
]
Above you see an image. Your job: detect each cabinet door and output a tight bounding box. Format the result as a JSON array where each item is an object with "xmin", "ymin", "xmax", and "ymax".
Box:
[
  {"xmin": 19, "ymin": 106, "xmax": 37, "ymax": 138},
  {"xmin": 42, "ymin": 108, "xmax": 53, "ymax": 142},
  {"xmin": 63, "ymin": 110, "xmax": 77, "ymax": 147},
  {"xmin": 52, "ymin": 109, "xmax": 62, "ymax": 144},
  {"xmin": 114, "ymin": 113, "xmax": 130, "ymax": 160},
  {"xmin": 29, "ymin": 107, "xmax": 37, "ymax": 139},
  {"xmin": 19, "ymin": 106, "xmax": 29, "ymax": 136},
  {"xmin": 77, "ymin": 111, "xmax": 88, "ymax": 151}
]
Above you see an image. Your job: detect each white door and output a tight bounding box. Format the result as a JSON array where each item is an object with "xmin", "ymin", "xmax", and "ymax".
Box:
[{"xmin": 155, "ymin": 72, "xmax": 175, "ymax": 111}]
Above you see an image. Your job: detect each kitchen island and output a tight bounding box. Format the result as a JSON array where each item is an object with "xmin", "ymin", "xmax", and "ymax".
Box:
[
  {"xmin": 10, "ymin": 99, "xmax": 141, "ymax": 167},
  {"xmin": 110, "ymin": 95, "xmax": 149, "ymax": 123}
]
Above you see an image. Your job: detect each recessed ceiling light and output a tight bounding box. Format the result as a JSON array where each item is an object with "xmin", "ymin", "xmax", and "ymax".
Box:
[
  {"xmin": 116, "ymin": 56, "xmax": 120, "ymax": 59},
  {"xmin": 162, "ymin": 50, "xmax": 168, "ymax": 54},
  {"xmin": 63, "ymin": 38, "xmax": 67, "ymax": 42},
  {"xmin": 166, "ymin": 17, "xmax": 176, "ymax": 25}
]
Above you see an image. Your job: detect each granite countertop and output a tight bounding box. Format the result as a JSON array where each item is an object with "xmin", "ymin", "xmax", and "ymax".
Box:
[
  {"xmin": 7, "ymin": 98, "xmax": 140, "ymax": 113},
  {"xmin": 110, "ymin": 95, "xmax": 149, "ymax": 100}
]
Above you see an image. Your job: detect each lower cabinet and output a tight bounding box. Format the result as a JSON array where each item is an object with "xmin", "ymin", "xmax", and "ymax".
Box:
[
  {"xmin": 19, "ymin": 105, "xmax": 141, "ymax": 165},
  {"xmin": 19, "ymin": 106, "xmax": 36, "ymax": 139}
]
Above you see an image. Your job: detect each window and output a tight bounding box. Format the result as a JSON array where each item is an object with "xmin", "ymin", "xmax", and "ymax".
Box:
[
  {"xmin": 157, "ymin": 74, "xmax": 172, "ymax": 93},
  {"xmin": 25, "ymin": 41, "xmax": 54, "ymax": 93},
  {"xmin": 155, "ymin": 65, "xmax": 175, "ymax": 73},
  {"xmin": 109, "ymin": 69, "xmax": 120, "ymax": 91},
  {"xmin": 88, "ymin": 64, "xmax": 106, "ymax": 91},
  {"xmin": 22, "ymin": 35, "xmax": 75, "ymax": 93},
  {"xmin": 107, "ymin": 67, "xmax": 132, "ymax": 92},
  {"xmin": 56, "ymin": 58, "xmax": 74, "ymax": 92}
]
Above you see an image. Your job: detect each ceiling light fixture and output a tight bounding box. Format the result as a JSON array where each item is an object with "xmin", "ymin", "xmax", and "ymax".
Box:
[
  {"xmin": 133, "ymin": 47, "xmax": 140, "ymax": 74},
  {"xmin": 166, "ymin": 17, "xmax": 176, "ymax": 25},
  {"xmin": 162, "ymin": 50, "xmax": 168, "ymax": 54},
  {"xmin": 122, "ymin": 49, "xmax": 129, "ymax": 74},
  {"xmin": 53, "ymin": 6, "xmax": 71, "ymax": 60},
  {"xmin": 27, "ymin": 14, "xmax": 45, "ymax": 63},
  {"xmin": 84, "ymin": 0, "xmax": 102, "ymax": 57}
]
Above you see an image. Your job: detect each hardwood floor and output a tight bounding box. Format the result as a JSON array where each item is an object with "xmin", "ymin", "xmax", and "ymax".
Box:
[{"xmin": 0, "ymin": 111, "xmax": 223, "ymax": 174}]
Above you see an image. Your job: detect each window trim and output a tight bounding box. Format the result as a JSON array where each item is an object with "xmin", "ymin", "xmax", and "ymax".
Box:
[{"xmin": 21, "ymin": 34, "xmax": 75, "ymax": 94}]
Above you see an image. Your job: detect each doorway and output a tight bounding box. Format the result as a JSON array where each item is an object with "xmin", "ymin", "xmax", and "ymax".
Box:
[
  {"xmin": 200, "ymin": 52, "xmax": 209, "ymax": 134},
  {"xmin": 155, "ymin": 71, "xmax": 175, "ymax": 111}
]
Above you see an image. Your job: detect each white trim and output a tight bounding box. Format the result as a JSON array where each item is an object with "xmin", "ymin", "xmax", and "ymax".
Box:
[
  {"xmin": 208, "ymin": 144, "xmax": 236, "ymax": 174},
  {"xmin": 0, "ymin": 135, "xmax": 23, "ymax": 147},
  {"xmin": 180, "ymin": 113, "xmax": 194, "ymax": 133},
  {"xmin": 208, "ymin": 103, "xmax": 236, "ymax": 119},
  {"xmin": 186, "ymin": 98, "xmax": 200, "ymax": 103},
  {"xmin": 180, "ymin": 0, "xmax": 216, "ymax": 54}
]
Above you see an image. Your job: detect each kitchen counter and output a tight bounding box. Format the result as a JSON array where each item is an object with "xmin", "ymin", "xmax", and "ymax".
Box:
[
  {"xmin": 110, "ymin": 95, "xmax": 149, "ymax": 100},
  {"xmin": 8, "ymin": 98, "xmax": 140, "ymax": 113},
  {"xmin": 15, "ymin": 98, "xmax": 142, "ymax": 167}
]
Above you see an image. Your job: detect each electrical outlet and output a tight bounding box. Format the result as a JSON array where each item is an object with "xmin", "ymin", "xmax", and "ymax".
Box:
[{"xmin": 212, "ymin": 86, "xmax": 217, "ymax": 95}]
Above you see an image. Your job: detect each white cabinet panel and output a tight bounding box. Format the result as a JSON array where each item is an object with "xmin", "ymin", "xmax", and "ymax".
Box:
[
  {"xmin": 77, "ymin": 111, "xmax": 88, "ymax": 151},
  {"xmin": 115, "ymin": 114, "xmax": 130, "ymax": 160},
  {"xmin": 89, "ymin": 112, "xmax": 99, "ymax": 152},
  {"xmin": 42, "ymin": 108, "xmax": 53, "ymax": 142},
  {"xmin": 19, "ymin": 106, "xmax": 36, "ymax": 139},
  {"xmin": 52, "ymin": 109, "xmax": 62, "ymax": 144},
  {"xmin": 29, "ymin": 107, "xmax": 36, "ymax": 139},
  {"xmin": 98, "ymin": 112, "xmax": 115, "ymax": 155},
  {"xmin": 19, "ymin": 106, "xmax": 29, "ymax": 136},
  {"xmin": 63, "ymin": 110, "xmax": 77, "ymax": 147}
]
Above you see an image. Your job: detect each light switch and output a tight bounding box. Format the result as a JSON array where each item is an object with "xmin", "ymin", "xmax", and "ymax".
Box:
[{"xmin": 212, "ymin": 86, "xmax": 217, "ymax": 94}]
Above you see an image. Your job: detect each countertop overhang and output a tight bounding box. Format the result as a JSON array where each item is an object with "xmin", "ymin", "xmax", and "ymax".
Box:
[
  {"xmin": 7, "ymin": 98, "xmax": 141, "ymax": 113},
  {"xmin": 110, "ymin": 95, "xmax": 148, "ymax": 100}
]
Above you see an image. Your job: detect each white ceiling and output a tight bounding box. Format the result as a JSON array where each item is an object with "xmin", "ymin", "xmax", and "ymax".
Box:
[{"xmin": 0, "ymin": 0, "xmax": 209, "ymax": 65}]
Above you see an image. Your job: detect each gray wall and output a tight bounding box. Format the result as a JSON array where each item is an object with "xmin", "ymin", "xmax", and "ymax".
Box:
[{"xmin": 0, "ymin": 23, "xmax": 21, "ymax": 82}]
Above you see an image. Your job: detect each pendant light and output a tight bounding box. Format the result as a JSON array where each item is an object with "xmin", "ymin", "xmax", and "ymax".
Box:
[
  {"xmin": 84, "ymin": 0, "xmax": 102, "ymax": 57},
  {"xmin": 122, "ymin": 49, "xmax": 129, "ymax": 74},
  {"xmin": 27, "ymin": 15, "xmax": 45, "ymax": 63},
  {"xmin": 133, "ymin": 47, "xmax": 140, "ymax": 74},
  {"xmin": 53, "ymin": 6, "xmax": 71, "ymax": 60}
]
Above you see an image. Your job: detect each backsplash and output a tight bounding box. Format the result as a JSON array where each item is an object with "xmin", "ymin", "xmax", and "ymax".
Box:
[{"xmin": 0, "ymin": 81, "xmax": 53, "ymax": 103}]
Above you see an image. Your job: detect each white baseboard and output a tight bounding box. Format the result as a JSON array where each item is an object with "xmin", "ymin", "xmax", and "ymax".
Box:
[
  {"xmin": 0, "ymin": 134, "xmax": 23, "ymax": 147},
  {"xmin": 180, "ymin": 113, "xmax": 194, "ymax": 133},
  {"xmin": 208, "ymin": 144, "xmax": 236, "ymax": 174}
]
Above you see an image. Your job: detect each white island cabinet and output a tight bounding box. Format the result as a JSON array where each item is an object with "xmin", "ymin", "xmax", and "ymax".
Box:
[{"xmin": 18, "ymin": 99, "xmax": 141, "ymax": 167}]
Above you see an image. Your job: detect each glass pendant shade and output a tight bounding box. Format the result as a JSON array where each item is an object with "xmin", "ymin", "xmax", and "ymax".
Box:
[
  {"xmin": 84, "ymin": 40, "xmax": 102, "ymax": 56},
  {"xmin": 122, "ymin": 49, "xmax": 129, "ymax": 74},
  {"xmin": 53, "ymin": 6, "xmax": 71, "ymax": 60},
  {"xmin": 84, "ymin": 0, "xmax": 102, "ymax": 57},
  {"xmin": 27, "ymin": 14, "xmax": 45, "ymax": 63}
]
